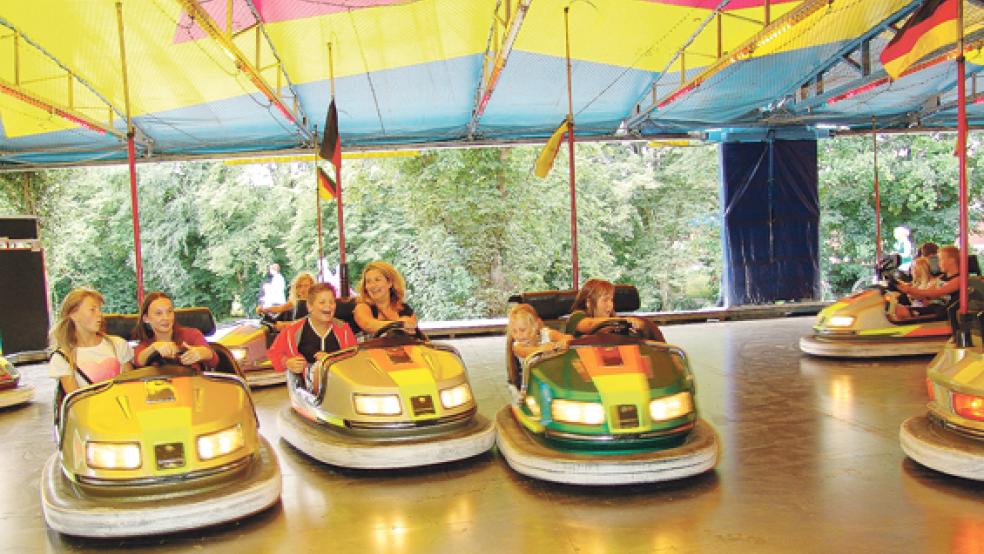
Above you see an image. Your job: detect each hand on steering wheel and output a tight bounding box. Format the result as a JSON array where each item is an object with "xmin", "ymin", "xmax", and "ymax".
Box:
[
  {"xmin": 372, "ymin": 320, "xmax": 410, "ymax": 338},
  {"xmin": 586, "ymin": 318, "xmax": 635, "ymax": 336}
]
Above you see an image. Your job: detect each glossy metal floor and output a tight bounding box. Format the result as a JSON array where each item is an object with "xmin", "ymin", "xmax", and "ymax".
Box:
[{"xmin": 2, "ymin": 318, "xmax": 982, "ymax": 553}]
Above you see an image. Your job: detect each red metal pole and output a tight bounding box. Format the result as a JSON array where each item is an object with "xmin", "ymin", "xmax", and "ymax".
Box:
[
  {"xmin": 957, "ymin": 0, "xmax": 969, "ymax": 313},
  {"xmin": 564, "ymin": 6, "xmax": 578, "ymax": 289},
  {"xmin": 127, "ymin": 132, "xmax": 145, "ymax": 307},
  {"xmin": 872, "ymin": 117, "xmax": 881, "ymax": 265}
]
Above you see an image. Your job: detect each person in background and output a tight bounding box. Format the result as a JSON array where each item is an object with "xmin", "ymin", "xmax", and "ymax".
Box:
[
  {"xmin": 353, "ymin": 261, "xmax": 418, "ymax": 335},
  {"xmin": 262, "ymin": 263, "xmax": 287, "ymax": 308},
  {"xmin": 49, "ymin": 288, "xmax": 133, "ymax": 395},
  {"xmin": 133, "ymin": 291, "xmax": 217, "ymax": 370},
  {"xmin": 892, "ymin": 226, "xmax": 914, "ymax": 270},
  {"xmin": 257, "ymin": 271, "xmax": 315, "ymax": 326}
]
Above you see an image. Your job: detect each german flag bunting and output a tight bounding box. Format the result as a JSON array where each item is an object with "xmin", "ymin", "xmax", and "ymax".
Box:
[
  {"xmin": 317, "ymin": 167, "xmax": 337, "ymax": 200},
  {"xmin": 880, "ymin": 0, "xmax": 957, "ymax": 80}
]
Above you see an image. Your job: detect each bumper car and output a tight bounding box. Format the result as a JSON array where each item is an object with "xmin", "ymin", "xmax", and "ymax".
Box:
[
  {"xmin": 217, "ymin": 316, "xmax": 284, "ymax": 387},
  {"xmin": 278, "ymin": 320, "xmax": 495, "ymax": 469},
  {"xmin": 497, "ymin": 288, "xmax": 718, "ymax": 486},
  {"xmin": 801, "ymin": 256, "xmax": 981, "ymax": 358},
  {"xmin": 798, "ymin": 288, "xmax": 951, "ymax": 358},
  {"xmin": 0, "ymin": 353, "xmax": 34, "ymax": 408},
  {"xmin": 43, "ymin": 314, "xmax": 282, "ymax": 538},
  {"xmin": 900, "ymin": 309, "xmax": 984, "ymax": 481}
]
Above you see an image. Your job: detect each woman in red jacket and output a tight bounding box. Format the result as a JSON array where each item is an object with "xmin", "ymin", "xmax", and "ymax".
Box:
[{"xmin": 266, "ymin": 283, "xmax": 357, "ymax": 388}]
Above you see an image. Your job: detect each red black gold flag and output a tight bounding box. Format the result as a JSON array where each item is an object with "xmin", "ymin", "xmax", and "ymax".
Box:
[
  {"xmin": 317, "ymin": 167, "xmax": 336, "ymax": 200},
  {"xmin": 880, "ymin": 0, "xmax": 957, "ymax": 80},
  {"xmin": 319, "ymin": 99, "xmax": 341, "ymax": 168}
]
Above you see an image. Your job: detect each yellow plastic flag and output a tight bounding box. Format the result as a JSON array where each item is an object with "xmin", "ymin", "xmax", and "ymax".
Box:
[{"xmin": 534, "ymin": 119, "xmax": 569, "ymax": 178}]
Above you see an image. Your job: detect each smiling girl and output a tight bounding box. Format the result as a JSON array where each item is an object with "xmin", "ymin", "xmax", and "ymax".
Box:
[
  {"xmin": 353, "ymin": 261, "xmax": 417, "ymax": 334},
  {"xmin": 133, "ymin": 291, "xmax": 217, "ymax": 370}
]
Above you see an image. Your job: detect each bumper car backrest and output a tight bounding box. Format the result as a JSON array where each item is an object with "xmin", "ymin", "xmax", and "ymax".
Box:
[
  {"xmin": 508, "ymin": 285, "xmax": 641, "ymax": 322},
  {"xmin": 970, "ymin": 255, "xmax": 982, "ymax": 276},
  {"xmin": 334, "ymin": 296, "xmax": 362, "ymax": 335},
  {"xmin": 104, "ymin": 313, "xmax": 139, "ymax": 340},
  {"xmin": 176, "ymin": 307, "xmax": 217, "ymax": 336}
]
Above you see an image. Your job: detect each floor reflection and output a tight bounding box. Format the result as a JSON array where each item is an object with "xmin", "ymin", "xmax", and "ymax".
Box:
[{"xmin": 0, "ymin": 318, "xmax": 980, "ymax": 553}]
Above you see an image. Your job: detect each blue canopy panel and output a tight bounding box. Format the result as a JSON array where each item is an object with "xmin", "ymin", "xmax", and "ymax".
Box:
[{"xmin": 475, "ymin": 51, "xmax": 655, "ymax": 139}]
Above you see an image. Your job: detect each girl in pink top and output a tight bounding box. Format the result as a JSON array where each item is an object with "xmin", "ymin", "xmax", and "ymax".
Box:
[{"xmin": 49, "ymin": 288, "xmax": 133, "ymax": 394}]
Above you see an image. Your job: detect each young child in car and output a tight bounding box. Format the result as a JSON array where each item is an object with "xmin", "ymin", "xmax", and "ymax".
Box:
[
  {"xmin": 887, "ymin": 257, "xmax": 935, "ymax": 320},
  {"xmin": 508, "ymin": 303, "xmax": 571, "ymax": 360},
  {"xmin": 506, "ymin": 304, "xmax": 571, "ymax": 397}
]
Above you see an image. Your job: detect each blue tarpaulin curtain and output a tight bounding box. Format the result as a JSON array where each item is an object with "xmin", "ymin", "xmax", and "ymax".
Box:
[{"xmin": 720, "ymin": 139, "xmax": 820, "ymax": 306}]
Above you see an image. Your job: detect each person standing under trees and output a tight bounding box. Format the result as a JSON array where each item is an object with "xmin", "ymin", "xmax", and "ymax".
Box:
[
  {"xmin": 261, "ymin": 263, "xmax": 287, "ymax": 308},
  {"xmin": 892, "ymin": 227, "xmax": 914, "ymax": 270},
  {"xmin": 353, "ymin": 261, "xmax": 418, "ymax": 334}
]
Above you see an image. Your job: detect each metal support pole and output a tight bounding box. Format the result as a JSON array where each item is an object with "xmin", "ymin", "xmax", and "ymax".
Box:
[
  {"xmin": 564, "ymin": 7, "xmax": 578, "ymax": 289},
  {"xmin": 117, "ymin": 1, "xmax": 144, "ymax": 306},
  {"xmin": 873, "ymin": 117, "xmax": 881, "ymax": 266},
  {"xmin": 957, "ymin": 0, "xmax": 969, "ymax": 313}
]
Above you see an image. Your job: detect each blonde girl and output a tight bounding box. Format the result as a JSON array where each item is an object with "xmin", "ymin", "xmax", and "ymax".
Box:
[
  {"xmin": 257, "ymin": 271, "xmax": 316, "ymax": 323},
  {"xmin": 49, "ymin": 288, "xmax": 133, "ymax": 394}
]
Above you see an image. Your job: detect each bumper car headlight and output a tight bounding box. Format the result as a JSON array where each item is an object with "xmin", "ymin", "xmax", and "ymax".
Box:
[
  {"xmin": 86, "ymin": 441, "xmax": 142, "ymax": 470},
  {"xmin": 551, "ymin": 399, "xmax": 606, "ymax": 425},
  {"xmin": 826, "ymin": 316, "xmax": 855, "ymax": 328},
  {"xmin": 953, "ymin": 392, "xmax": 984, "ymax": 422},
  {"xmin": 439, "ymin": 384, "xmax": 473, "ymax": 409},
  {"xmin": 353, "ymin": 394, "xmax": 403, "ymax": 416},
  {"xmin": 230, "ymin": 348, "xmax": 248, "ymax": 362},
  {"xmin": 197, "ymin": 424, "xmax": 244, "ymax": 461},
  {"xmin": 525, "ymin": 396, "xmax": 541, "ymax": 417},
  {"xmin": 649, "ymin": 391, "xmax": 693, "ymax": 422}
]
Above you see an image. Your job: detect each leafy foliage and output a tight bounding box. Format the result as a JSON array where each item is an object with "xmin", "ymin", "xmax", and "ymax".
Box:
[{"xmin": 10, "ymin": 133, "xmax": 977, "ymax": 320}]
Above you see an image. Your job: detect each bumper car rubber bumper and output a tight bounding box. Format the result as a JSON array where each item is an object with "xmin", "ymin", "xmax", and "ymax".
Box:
[
  {"xmin": 41, "ymin": 436, "xmax": 282, "ymax": 538},
  {"xmin": 495, "ymin": 406, "xmax": 719, "ymax": 485},
  {"xmin": 278, "ymin": 405, "xmax": 495, "ymax": 469},
  {"xmin": 0, "ymin": 385, "xmax": 34, "ymax": 408},
  {"xmin": 900, "ymin": 415, "xmax": 983, "ymax": 481},
  {"xmin": 243, "ymin": 368, "xmax": 286, "ymax": 388},
  {"xmin": 799, "ymin": 335, "xmax": 945, "ymax": 358}
]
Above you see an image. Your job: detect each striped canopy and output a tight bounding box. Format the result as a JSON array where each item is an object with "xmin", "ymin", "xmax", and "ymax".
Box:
[{"xmin": 2, "ymin": 0, "xmax": 984, "ymax": 167}]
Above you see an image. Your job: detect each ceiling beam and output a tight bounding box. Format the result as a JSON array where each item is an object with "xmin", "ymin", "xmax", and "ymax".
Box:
[
  {"xmin": 175, "ymin": 0, "xmax": 313, "ymax": 143},
  {"xmin": 623, "ymin": 0, "xmax": 875, "ymax": 131},
  {"xmin": 0, "ymin": 16, "xmax": 152, "ymax": 148},
  {"xmin": 467, "ymin": 0, "xmax": 533, "ymax": 138}
]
